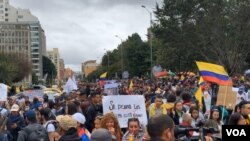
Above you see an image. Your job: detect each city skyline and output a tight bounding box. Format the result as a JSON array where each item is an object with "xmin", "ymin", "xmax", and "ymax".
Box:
[{"xmin": 11, "ymin": 0, "xmax": 163, "ymax": 72}]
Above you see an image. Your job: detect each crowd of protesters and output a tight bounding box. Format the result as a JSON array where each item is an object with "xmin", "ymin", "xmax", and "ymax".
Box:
[{"xmin": 0, "ymin": 74, "xmax": 250, "ymax": 141}]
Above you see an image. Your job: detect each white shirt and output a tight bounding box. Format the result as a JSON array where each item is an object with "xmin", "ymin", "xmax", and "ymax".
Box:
[{"xmin": 43, "ymin": 121, "xmax": 55, "ymax": 133}]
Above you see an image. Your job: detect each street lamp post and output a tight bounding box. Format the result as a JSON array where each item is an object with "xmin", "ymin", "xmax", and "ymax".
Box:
[
  {"xmin": 142, "ymin": 5, "xmax": 153, "ymax": 79},
  {"xmin": 115, "ymin": 35, "xmax": 123, "ymax": 73}
]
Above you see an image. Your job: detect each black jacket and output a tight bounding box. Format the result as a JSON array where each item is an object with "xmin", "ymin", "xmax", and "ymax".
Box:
[
  {"xmin": 58, "ymin": 128, "xmax": 81, "ymax": 141},
  {"xmin": 85, "ymin": 103, "xmax": 103, "ymax": 132}
]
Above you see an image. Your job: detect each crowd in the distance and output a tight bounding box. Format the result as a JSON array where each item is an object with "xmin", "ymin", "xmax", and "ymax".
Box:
[{"xmin": 0, "ymin": 75, "xmax": 250, "ymax": 141}]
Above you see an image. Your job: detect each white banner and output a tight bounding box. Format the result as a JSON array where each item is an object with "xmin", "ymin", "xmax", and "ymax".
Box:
[
  {"xmin": 102, "ymin": 95, "xmax": 147, "ymax": 128},
  {"xmin": 64, "ymin": 76, "xmax": 78, "ymax": 95},
  {"xmin": 0, "ymin": 83, "xmax": 8, "ymax": 101}
]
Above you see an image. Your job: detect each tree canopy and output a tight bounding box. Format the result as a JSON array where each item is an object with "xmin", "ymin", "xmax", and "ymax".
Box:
[
  {"xmin": 0, "ymin": 53, "xmax": 32, "ymax": 84},
  {"xmin": 88, "ymin": 0, "xmax": 250, "ymax": 80},
  {"xmin": 43, "ymin": 56, "xmax": 57, "ymax": 85},
  {"xmin": 153, "ymin": 0, "xmax": 250, "ymax": 74}
]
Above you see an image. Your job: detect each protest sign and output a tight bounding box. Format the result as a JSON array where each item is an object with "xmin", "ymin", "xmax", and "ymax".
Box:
[
  {"xmin": 0, "ymin": 83, "xmax": 8, "ymax": 101},
  {"xmin": 104, "ymin": 83, "xmax": 119, "ymax": 95},
  {"xmin": 216, "ymin": 86, "xmax": 237, "ymax": 109},
  {"xmin": 102, "ymin": 95, "xmax": 147, "ymax": 128},
  {"xmin": 23, "ymin": 90, "xmax": 44, "ymax": 101}
]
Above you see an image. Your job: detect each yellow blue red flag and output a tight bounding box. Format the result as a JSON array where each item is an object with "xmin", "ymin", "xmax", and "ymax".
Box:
[{"xmin": 196, "ymin": 61, "xmax": 232, "ymax": 85}]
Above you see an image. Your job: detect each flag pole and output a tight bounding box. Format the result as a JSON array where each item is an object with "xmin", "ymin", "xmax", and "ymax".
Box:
[{"xmin": 221, "ymin": 84, "xmax": 228, "ymax": 122}]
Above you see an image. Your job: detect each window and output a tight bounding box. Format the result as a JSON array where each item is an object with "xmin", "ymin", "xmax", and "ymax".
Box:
[
  {"xmin": 18, "ymin": 15, "xmax": 23, "ymax": 18},
  {"xmin": 5, "ymin": 18, "xmax": 8, "ymax": 21},
  {"xmin": 5, "ymin": 8, "xmax": 8, "ymax": 11},
  {"xmin": 5, "ymin": 13, "xmax": 8, "ymax": 16}
]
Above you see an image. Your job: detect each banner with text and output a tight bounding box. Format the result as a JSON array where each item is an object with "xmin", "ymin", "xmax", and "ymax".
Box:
[
  {"xmin": 0, "ymin": 83, "xmax": 8, "ymax": 101},
  {"xmin": 102, "ymin": 95, "xmax": 147, "ymax": 128}
]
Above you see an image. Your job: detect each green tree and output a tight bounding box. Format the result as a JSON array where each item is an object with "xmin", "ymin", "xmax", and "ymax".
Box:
[
  {"xmin": 122, "ymin": 33, "xmax": 150, "ymax": 77},
  {"xmin": 153, "ymin": 0, "xmax": 250, "ymax": 74},
  {"xmin": 43, "ymin": 56, "xmax": 57, "ymax": 85},
  {"xmin": 88, "ymin": 33, "xmax": 151, "ymax": 80},
  {"xmin": 0, "ymin": 53, "xmax": 32, "ymax": 84}
]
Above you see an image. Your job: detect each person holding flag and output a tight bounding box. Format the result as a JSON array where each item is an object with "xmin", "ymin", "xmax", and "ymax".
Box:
[{"xmin": 196, "ymin": 61, "xmax": 232, "ymax": 120}]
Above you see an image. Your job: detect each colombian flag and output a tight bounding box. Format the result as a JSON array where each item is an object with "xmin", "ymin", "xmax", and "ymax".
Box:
[
  {"xmin": 196, "ymin": 61, "xmax": 232, "ymax": 85},
  {"xmin": 195, "ymin": 77, "xmax": 204, "ymax": 106}
]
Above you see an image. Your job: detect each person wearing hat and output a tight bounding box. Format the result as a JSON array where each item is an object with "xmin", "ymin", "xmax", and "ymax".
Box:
[
  {"xmin": 7, "ymin": 104, "xmax": 26, "ymax": 141},
  {"xmin": 72, "ymin": 113, "xmax": 91, "ymax": 140},
  {"xmin": 56, "ymin": 115, "xmax": 81, "ymax": 141},
  {"xmin": 17, "ymin": 110, "xmax": 49, "ymax": 141}
]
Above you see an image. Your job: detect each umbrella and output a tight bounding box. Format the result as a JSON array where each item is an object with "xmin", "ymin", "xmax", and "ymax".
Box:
[{"xmin": 245, "ymin": 69, "xmax": 250, "ymax": 77}]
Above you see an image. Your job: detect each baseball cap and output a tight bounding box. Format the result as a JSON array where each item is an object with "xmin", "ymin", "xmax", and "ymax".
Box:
[
  {"xmin": 10, "ymin": 104, "xmax": 19, "ymax": 112},
  {"xmin": 91, "ymin": 128, "xmax": 114, "ymax": 141},
  {"xmin": 72, "ymin": 113, "xmax": 86, "ymax": 124},
  {"xmin": 56, "ymin": 115, "xmax": 77, "ymax": 131}
]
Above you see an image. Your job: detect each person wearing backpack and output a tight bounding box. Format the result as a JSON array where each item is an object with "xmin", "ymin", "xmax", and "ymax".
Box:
[
  {"xmin": 17, "ymin": 110, "xmax": 49, "ymax": 141},
  {"xmin": 7, "ymin": 104, "xmax": 26, "ymax": 141},
  {"xmin": 56, "ymin": 115, "xmax": 81, "ymax": 141},
  {"xmin": 40, "ymin": 108, "xmax": 57, "ymax": 141},
  {"xmin": 72, "ymin": 113, "xmax": 91, "ymax": 141}
]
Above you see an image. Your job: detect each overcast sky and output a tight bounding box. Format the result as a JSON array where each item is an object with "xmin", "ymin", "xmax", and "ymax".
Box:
[{"xmin": 11, "ymin": 0, "xmax": 163, "ymax": 72}]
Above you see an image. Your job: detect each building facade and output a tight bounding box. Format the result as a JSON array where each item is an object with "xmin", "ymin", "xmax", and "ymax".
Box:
[
  {"xmin": 82, "ymin": 60, "xmax": 100, "ymax": 77},
  {"xmin": 0, "ymin": 22, "xmax": 31, "ymax": 82},
  {"xmin": 59, "ymin": 59, "xmax": 65, "ymax": 81},
  {"xmin": 46, "ymin": 48, "xmax": 61, "ymax": 80},
  {"xmin": 0, "ymin": 0, "xmax": 46, "ymax": 80}
]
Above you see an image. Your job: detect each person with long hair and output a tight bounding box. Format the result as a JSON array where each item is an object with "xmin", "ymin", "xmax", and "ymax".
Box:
[
  {"xmin": 100, "ymin": 112, "xmax": 123, "ymax": 141},
  {"xmin": 189, "ymin": 106, "xmax": 201, "ymax": 128},
  {"xmin": 92, "ymin": 115, "xmax": 103, "ymax": 133},
  {"xmin": 122, "ymin": 118, "xmax": 144, "ymax": 141},
  {"xmin": 169, "ymin": 100, "xmax": 185, "ymax": 125},
  {"xmin": 209, "ymin": 108, "xmax": 223, "ymax": 131}
]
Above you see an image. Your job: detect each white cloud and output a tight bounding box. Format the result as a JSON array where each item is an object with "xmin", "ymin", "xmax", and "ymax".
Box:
[{"xmin": 11, "ymin": 0, "xmax": 163, "ymax": 71}]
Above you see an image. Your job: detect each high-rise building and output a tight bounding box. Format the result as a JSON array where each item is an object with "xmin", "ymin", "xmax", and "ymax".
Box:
[
  {"xmin": 0, "ymin": 0, "xmax": 46, "ymax": 80},
  {"xmin": 46, "ymin": 48, "xmax": 61, "ymax": 80},
  {"xmin": 0, "ymin": 22, "xmax": 31, "ymax": 82},
  {"xmin": 59, "ymin": 59, "xmax": 65, "ymax": 81},
  {"xmin": 82, "ymin": 60, "xmax": 100, "ymax": 77}
]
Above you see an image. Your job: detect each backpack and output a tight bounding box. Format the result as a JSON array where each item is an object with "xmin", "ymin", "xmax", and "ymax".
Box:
[
  {"xmin": 23, "ymin": 124, "xmax": 49, "ymax": 141},
  {"xmin": 79, "ymin": 128, "xmax": 90, "ymax": 141},
  {"xmin": 45, "ymin": 120, "xmax": 58, "ymax": 131}
]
